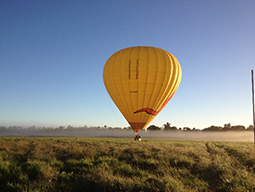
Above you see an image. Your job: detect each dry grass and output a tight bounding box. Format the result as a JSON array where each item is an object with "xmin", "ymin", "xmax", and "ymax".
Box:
[{"xmin": 0, "ymin": 137, "xmax": 255, "ymax": 191}]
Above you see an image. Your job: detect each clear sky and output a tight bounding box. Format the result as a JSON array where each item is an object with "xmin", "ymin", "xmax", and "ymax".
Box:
[{"xmin": 1, "ymin": 0, "xmax": 255, "ymax": 129}]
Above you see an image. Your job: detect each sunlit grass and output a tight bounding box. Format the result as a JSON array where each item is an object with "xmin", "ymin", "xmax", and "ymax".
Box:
[{"xmin": 0, "ymin": 137, "xmax": 255, "ymax": 191}]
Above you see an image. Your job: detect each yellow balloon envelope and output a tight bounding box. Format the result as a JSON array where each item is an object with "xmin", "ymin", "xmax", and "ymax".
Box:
[{"xmin": 103, "ymin": 46, "xmax": 182, "ymax": 133}]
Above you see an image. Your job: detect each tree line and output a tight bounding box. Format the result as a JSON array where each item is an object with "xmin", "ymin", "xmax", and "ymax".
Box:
[
  {"xmin": 147, "ymin": 122, "xmax": 253, "ymax": 131},
  {"xmin": 0, "ymin": 122, "xmax": 253, "ymax": 133}
]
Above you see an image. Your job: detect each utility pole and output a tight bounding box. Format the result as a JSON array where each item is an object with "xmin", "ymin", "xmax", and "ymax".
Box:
[{"xmin": 251, "ymin": 70, "xmax": 255, "ymax": 147}]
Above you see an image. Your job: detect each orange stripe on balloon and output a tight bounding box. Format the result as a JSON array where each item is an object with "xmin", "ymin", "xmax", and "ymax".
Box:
[{"xmin": 134, "ymin": 92, "xmax": 176, "ymax": 115}]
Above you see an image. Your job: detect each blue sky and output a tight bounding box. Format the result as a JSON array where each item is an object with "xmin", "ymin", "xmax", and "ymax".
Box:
[{"xmin": 1, "ymin": 0, "xmax": 255, "ymax": 129}]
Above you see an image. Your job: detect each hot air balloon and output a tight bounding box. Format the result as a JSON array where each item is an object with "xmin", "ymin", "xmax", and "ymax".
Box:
[{"xmin": 103, "ymin": 46, "xmax": 182, "ymax": 134}]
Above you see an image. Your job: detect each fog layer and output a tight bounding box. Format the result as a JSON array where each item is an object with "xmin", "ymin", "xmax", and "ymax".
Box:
[{"xmin": 1, "ymin": 129, "xmax": 254, "ymax": 142}]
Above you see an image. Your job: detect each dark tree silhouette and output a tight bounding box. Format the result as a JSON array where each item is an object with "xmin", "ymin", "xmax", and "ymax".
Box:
[{"xmin": 147, "ymin": 125, "xmax": 161, "ymax": 131}]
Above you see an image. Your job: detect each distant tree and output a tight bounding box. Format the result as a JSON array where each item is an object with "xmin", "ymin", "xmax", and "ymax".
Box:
[
  {"xmin": 58, "ymin": 126, "xmax": 65, "ymax": 130},
  {"xmin": 247, "ymin": 125, "xmax": 254, "ymax": 131},
  {"xmin": 170, "ymin": 126, "xmax": 177, "ymax": 131},
  {"xmin": 203, "ymin": 125, "xmax": 222, "ymax": 131},
  {"xmin": 163, "ymin": 122, "xmax": 177, "ymax": 131},
  {"xmin": 0, "ymin": 126, "xmax": 6, "ymax": 131},
  {"xmin": 147, "ymin": 125, "xmax": 161, "ymax": 131},
  {"xmin": 223, "ymin": 123, "xmax": 231, "ymax": 131},
  {"xmin": 231, "ymin": 125, "xmax": 245, "ymax": 131},
  {"xmin": 183, "ymin": 127, "xmax": 191, "ymax": 131},
  {"xmin": 27, "ymin": 125, "xmax": 37, "ymax": 130},
  {"xmin": 66, "ymin": 125, "xmax": 74, "ymax": 130},
  {"xmin": 163, "ymin": 122, "xmax": 171, "ymax": 130},
  {"xmin": 9, "ymin": 126, "xmax": 23, "ymax": 131}
]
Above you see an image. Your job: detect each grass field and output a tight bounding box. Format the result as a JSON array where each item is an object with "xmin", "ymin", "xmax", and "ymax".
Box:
[{"xmin": 0, "ymin": 137, "xmax": 255, "ymax": 192}]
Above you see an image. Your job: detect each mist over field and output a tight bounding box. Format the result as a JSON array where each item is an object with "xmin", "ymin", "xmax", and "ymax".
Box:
[
  {"xmin": 0, "ymin": 129, "xmax": 253, "ymax": 142},
  {"xmin": 139, "ymin": 130, "xmax": 254, "ymax": 142}
]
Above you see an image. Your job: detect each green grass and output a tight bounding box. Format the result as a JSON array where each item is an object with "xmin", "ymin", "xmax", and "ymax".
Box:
[{"xmin": 0, "ymin": 137, "xmax": 255, "ymax": 192}]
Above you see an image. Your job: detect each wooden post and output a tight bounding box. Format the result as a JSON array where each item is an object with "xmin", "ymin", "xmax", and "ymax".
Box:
[{"xmin": 252, "ymin": 70, "xmax": 255, "ymax": 147}]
